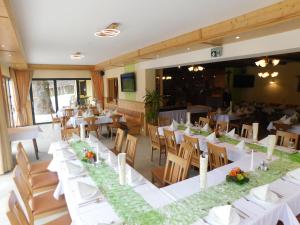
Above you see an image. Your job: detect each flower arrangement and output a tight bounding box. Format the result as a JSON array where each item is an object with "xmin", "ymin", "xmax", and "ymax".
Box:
[
  {"xmin": 226, "ymin": 167, "xmax": 249, "ymax": 184},
  {"xmin": 82, "ymin": 149, "xmax": 96, "ymax": 163}
]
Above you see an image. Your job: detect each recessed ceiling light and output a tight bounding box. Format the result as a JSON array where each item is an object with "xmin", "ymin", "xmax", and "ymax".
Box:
[
  {"xmin": 8, "ymin": 53, "xmax": 12, "ymax": 57},
  {"xmin": 1, "ymin": 44, "xmax": 5, "ymax": 48},
  {"xmin": 187, "ymin": 47, "xmax": 190, "ymax": 51},
  {"xmin": 95, "ymin": 23, "xmax": 120, "ymax": 38},
  {"xmin": 235, "ymin": 36, "xmax": 240, "ymax": 39},
  {"xmin": 70, "ymin": 52, "xmax": 84, "ymax": 60}
]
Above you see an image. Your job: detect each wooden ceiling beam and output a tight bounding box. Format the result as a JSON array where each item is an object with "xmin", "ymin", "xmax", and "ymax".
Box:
[
  {"xmin": 95, "ymin": 0, "xmax": 300, "ymax": 70},
  {"xmin": 28, "ymin": 64, "xmax": 94, "ymax": 71}
]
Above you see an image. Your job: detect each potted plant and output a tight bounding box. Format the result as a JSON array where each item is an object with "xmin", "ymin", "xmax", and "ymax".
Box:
[{"xmin": 143, "ymin": 90, "xmax": 163, "ymax": 125}]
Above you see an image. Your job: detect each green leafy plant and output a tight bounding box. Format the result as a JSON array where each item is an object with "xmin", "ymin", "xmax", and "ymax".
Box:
[{"xmin": 143, "ymin": 90, "xmax": 162, "ymax": 125}]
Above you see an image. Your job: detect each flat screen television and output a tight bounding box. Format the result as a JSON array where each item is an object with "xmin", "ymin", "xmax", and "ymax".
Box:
[
  {"xmin": 233, "ymin": 75, "xmax": 255, "ymax": 88},
  {"xmin": 121, "ymin": 72, "xmax": 136, "ymax": 92}
]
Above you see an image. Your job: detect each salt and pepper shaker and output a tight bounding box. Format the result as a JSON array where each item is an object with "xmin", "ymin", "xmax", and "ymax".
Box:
[{"xmin": 258, "ymin": 160, "xmax": 269, "ymax": 171}]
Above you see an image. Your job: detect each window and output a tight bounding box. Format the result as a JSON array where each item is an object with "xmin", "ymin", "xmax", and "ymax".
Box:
[
  {"xmin": 2, "ymin": 77, "xmax": 15, "ymax": 127},
  {"xmin": 107, "ymin": 78, "xmax": 118, "ymax": 103},
  {"xmin": 30, "ymin": 78, "xmax": 92, "ymax": 124}
]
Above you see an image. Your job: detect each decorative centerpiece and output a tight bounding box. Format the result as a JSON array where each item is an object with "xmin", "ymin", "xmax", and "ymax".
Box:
[
  {"xmin": 226, "ymin": 167, "xmax": 249, "ymax": 184},
  {"xmin": 82, "ymin": 148, "xmax": 96, "ymax": 163}
]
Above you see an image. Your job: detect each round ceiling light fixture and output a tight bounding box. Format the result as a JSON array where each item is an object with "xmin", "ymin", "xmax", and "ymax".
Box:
[
  {"xmin": 70, "ymin": 52, "xmax": 85, "ymax": 60},
  {"xmin": 95, "ymin": 23, "xmax": 120, "ymax": 38}
]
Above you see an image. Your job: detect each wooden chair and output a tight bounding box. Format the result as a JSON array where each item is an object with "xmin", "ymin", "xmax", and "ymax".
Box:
[
  {"xmin": 124, "ymin": 134, "xmax": 138, "ymax": 167},
  {"xmin": 64, "ymin": 108, "xmax": 74, "ymax": 117},
  {"xmin": 183, "ymin": 135, "xmax": 201, "ymax": 169},
  {"xmin": 163, "ymin": 129, "xmax": 179, "ymax": 155},
  {"xmin": 158, "ymin": 116, "xmax": 171, "ymax": 126},
  {"xmin": 61, "ymin": 127, "xmax": 80, "ymax": 140},
  {"xmin": 84, "ymin": 117, "xmax": 99, "ymax": 139},
  {"xmin": 241, "ymin": 124, "xmax": 253, "ymax": 139},
  {"xmin": 16, "ymin": 148, "xmax": 58, "ymax": 194},
  {"xmin": 151, "ymin": 142, "xmax": 193, "ymax": 187},
  {"xmin": 215, "ymin": 121, "xmax": 229, "ymax": 133},
  {"xmin": 110, "ymin": 128, "xmax": 125, "ymax": 155},
  {"xmin": 51, "ymin": 113, "xmax": 61, "ymax": 128},
  {"xmin": 7, "ymin": 191, "xmax": 72, "ymax": 225},
  {"xmin": 276, "ymin": 130, "xmax": 299, "ymax": 149},
  {"xmin": 148, "ymin": 124, "xmax": 166, "ymax": 165},
  {"xmin": 108, "ymin": 114, "xmax": 122, "ymax": 139},
  {"xmin": 17, "ymin": 142, "xmax": 50, "ymax": 175},
  {"xmin": 198, "ymin": 117, "xmax": 210, "ymax": 128},
  {"xmin": 207, "ymin": 142, "xmax": 228, "ymax": 169},
  {"xmin": 13, "ymin": 166, "xmax": 67, "ymax": 225}
]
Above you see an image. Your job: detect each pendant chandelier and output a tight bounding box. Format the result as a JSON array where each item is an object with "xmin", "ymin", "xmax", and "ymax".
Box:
[
  {"xmin": 188, "ymin": 65, "xmax": 205, "ymax": 72},
  {"xmin": 255, "ymin": 57, "xmax": 280, "ymax": 79}
]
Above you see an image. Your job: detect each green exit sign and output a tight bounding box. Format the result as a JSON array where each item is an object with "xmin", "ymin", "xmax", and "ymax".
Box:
[{"xmin": 211, "ymin": 47, "xmax": 223, "ymax": 58}]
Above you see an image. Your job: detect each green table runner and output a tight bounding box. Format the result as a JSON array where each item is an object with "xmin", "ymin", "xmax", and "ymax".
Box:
[{"xmin": 70, "ymin": 129, "xmax": 300, "ymax": 225}]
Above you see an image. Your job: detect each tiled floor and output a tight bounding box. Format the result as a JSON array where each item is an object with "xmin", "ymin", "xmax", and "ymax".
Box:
[{"xmin": 0, "ymin": 124, "xmax": 163, "ymax": 225}]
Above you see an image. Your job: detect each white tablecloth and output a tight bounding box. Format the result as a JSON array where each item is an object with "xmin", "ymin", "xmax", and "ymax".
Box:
[
  {"xmin": 67, "ymin": 115, "xmax": 126, "ymax": 127},
  {"xmin": 214, "ymin": 113, "xmax": 241, "ymax": 122},
  {"xmin": 159, "ymin": 109, "xmax": 187, "ymax": 123},
  {"xmin": 7, "ymin": 126, "xmax": 42, "ymax": 141},
  {"xmin": 48, "ymin": 137, "xmax": 173, "ymax": 225}
]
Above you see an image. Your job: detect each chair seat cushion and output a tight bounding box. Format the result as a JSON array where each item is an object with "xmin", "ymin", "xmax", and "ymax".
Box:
[
  {"xmin": 29, "ymin": 172, "xmax": 58, "ymax": 190},
  {"xmin": 30, "ymin": 160, "xmax": 51, "ymax": 174},
  {"xmin": 44, "ymin": 213, "xmax": 72, "ymax": 225},
  {"xmin": 32, "ymin": 191, "xmax": 66, "ymax": 216}
]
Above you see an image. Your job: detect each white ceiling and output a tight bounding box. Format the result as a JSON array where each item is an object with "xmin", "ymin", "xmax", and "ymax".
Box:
[{"xmin": 10, "ymin": 0, "xmax": 281, "ymax": 65}]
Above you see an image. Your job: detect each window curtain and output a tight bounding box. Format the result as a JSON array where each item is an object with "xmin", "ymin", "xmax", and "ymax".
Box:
[
  {"xmin": 91, "ymin": 71, "xmax": 104, "ymax": 107},
  {"xmin": 9, "ymin": 68, "xmax": 33, "ymax": 126},
  {"xmin": 0, "ymin": 69, "xmax": 13, "ymax": 174}
]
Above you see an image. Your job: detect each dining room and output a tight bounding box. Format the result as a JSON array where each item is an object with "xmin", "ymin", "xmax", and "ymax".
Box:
[{"xmin": 1, "ymin": 1, "xmax": 300, "ymax": 225}]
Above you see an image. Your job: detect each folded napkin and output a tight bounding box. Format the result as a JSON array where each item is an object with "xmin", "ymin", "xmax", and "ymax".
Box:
[
  {"xmin": 76, "ymin": 181, "xmax": 100, "ymax": 201},
  {"xmin": 184, "ymin": 127, "xmax": 192, "ymax": 135},
  {"xmin": 201, "ymin": 123, "xmax": 210, "ymax": 132},
  {"xmin": 235, "ymin": 140, "xmax": 245, "ymax": 151},
  {"xmin": 207, "ymin": 205, "xmax": 240, "ymax": 225},
  {"xmin": 106, "ymin": 111, "xmax": 112, "ymax": 117},
  {"xmin": 250, "ymin": 184, "xmax": 279, "ymax": 203},
  {"xmin": 62, "ymin": 149, "xmax": 76, "ymax": 159},
  {"xmin": 287, "ymin": 168, "xmax": 300, "ymax": 181},
  {"xmin": 126, "ymin": 167, "xmax": 144, "ymax": 187},
  {"xmin": 282, "ymin": 117, "xmax": 292, "ymax": 125},
  {"xmin": 279, "ymin": 115, "xmax": 287, "ymax": 122},
  {"xmin": 65, "ymin": 161, "xmax": 84, "ymax": 176},
  {"xmin": 226, "ymin": 129, "xmax": 235, "ymax": 138},
  {"xmin": 58, "ymin": 141, "xmax": 69, "ymax": 149},
  {"xmin": 206, "ymin": 132, "xmax": 217, "ymax": 143},
  {"xmin": 169, "ymin": 120, "xmax": 178, "ymax": 131}
]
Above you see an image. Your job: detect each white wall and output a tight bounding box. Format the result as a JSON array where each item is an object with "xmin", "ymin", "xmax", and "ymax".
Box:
[
  {"xmin": 104, "ymin": 27, "xmax": 300, "ymax": 105},
  {"xmin": 139, "ymin": 28, "xmax": 300, "ymax": 69}
]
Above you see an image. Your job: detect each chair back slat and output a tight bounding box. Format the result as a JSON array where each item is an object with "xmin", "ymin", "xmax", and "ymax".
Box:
[
  {"xmin": 241, "ymin": 124, "xmax": 253, "ymax": 139},
  {"xmin": 114, "ymin": 128, "xmax": 125, "ymax": 154},
  {"xmin": 84, "ymin": 117, "xmax": 98, "ymax": 131},
  {"xmin": 148, "ymin": 124, "xmax": 160, "ymax": 146},
  {"xmin": 7, "ymin": 191, "xmax": 30, "ymax": 225},
  {"xmin": 61, "ymin": 127, "xmax": 80, "ymax": 140},
  {"xmin": 13, "ymin": 166, "xmax": 34, "ymax": 223},
  {"xmin": 16, "ymin": 143, "xmax": 31, "ymax": 174},
  {"xmin": 276, "ymin": 130, "xmax": 299, "ymax": 149},
  {"xmin": 124, "ymin": 134, "xmax": 138, "ymax": 167},
  {"xmin": 163, "ymin": 129, "xmax": 178, "ymax": 155},
  {"xmin": 215, "ymin": 121, "xmax": 229, "ymax": 133},
  {"xmin": 183, "ymin": 135, "xmax": 201, "ymax": 168},
  {"xmin": 163, "ymin": 152, "xmax": 190, "ymax": 185},
  {"xmin": 64, "ymin": 108, "xmax": 74, "ymax": 117},
  {"xmin": 199, "ymin": 117, "xmax": 210, "ymax": 128},
  {"xmin": 207, "ymin": 142, "xmax": 228, "ymax": 169}
]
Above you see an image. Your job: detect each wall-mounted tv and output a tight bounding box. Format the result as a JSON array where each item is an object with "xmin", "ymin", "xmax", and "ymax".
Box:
[
  {"xmin": 233, "ymin": 75, "xmax": 255, "ymax": 88},
  {"xmin": 121, "ymin": 72, "xmax": 136, "ymax": 92}
]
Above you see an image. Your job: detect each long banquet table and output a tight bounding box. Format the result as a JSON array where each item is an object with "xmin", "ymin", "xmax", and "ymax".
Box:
[{"xmin": 47, "ymin": 131, "xmax": 300, "ymax": 225}]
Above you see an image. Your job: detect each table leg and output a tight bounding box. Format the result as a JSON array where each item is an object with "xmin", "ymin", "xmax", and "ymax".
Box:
[{"xmin": 32, "ymin": 138, "xmax": 39, "ymax": 160}]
